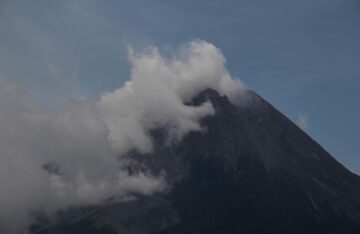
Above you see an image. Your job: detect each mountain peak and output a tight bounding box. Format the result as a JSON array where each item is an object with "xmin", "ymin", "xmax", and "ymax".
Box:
[
  {"xmin": 190, "ymin": 88, "xmax": 232, "ymax": 109},
  {"xmin": 32, "ymin": 89, "xmax": 360, "ymax": 234},
  {"xmin": 191, "ymin": 88, "xmax": 223, "ymax": 103}
]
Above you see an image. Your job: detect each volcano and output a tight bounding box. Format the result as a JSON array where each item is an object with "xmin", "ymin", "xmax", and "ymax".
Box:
[{"xmin": 31, "ymin": 89, "xmax": 360, "ymax": 234}]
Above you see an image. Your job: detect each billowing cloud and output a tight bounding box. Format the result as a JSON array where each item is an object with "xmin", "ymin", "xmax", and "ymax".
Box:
[
  {"xmin": 100, "ymin": 40, "xmax": 244, "ymax": 154},
  {"xmin": 0, "ymin": 40, "xmax": 244, "ymax": 233}
]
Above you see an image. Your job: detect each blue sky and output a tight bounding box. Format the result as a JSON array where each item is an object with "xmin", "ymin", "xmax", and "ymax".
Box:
[{"xmin": 0, "ymin": 0, "xmax": 359, "ymax": 171}]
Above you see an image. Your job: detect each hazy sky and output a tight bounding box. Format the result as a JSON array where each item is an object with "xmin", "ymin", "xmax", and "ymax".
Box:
[{"xmin": 0, "ymin": 0, "xmax": 359, "ymax": 171}]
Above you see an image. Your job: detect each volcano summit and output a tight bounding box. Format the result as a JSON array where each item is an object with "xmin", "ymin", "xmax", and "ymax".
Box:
[{"xmin": 31, "ymin": 88, "xmax": 360, "ymax": 234}]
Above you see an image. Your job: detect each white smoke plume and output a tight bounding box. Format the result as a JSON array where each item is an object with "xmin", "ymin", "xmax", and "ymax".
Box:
[
  {"xmin": 298, "ymin": 113, "xmax": 309, "ymax": 130},
  {"xmin": 0, "ymin": 40, "xmax": 244, "ymax": 233}
]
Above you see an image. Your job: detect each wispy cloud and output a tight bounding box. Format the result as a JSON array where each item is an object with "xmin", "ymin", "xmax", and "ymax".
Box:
[{"xmin": 298, "ymin": 113, "xmax": 309, "ymax": 130}]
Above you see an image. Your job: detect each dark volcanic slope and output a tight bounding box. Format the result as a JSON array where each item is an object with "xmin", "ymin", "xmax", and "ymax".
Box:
[{"xmin": 32, "ymin": 89, "xmax": 360, "ymax": 234}]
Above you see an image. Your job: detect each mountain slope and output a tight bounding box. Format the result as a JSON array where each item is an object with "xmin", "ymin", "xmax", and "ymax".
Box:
[{"xmin": 31, "ymin": 89, "xmax": 360, "ymax": 234}]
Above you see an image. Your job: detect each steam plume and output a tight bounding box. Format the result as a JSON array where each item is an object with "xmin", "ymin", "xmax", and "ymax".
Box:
[{"xmin": 0, "ymin": 40, "xmax": 244, "ymax": 233}]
